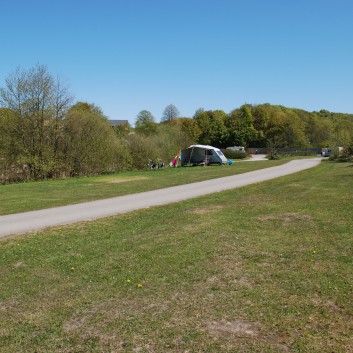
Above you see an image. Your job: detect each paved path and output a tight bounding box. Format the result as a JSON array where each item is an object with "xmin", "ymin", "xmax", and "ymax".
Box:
[
  {"xmin": 242, "ymin": 154, "xmax": 268, "ymax": 161},
  {"xmin": 0, "ymin": 159, "xmax": 321, "ymax": 238}
]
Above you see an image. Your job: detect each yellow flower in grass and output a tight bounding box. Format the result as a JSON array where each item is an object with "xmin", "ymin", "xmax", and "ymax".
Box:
[
  {"xmin": 137, "ymin": 283, "xmax": 143, "ymax": 288},
  {"xmin": 127, "ymin": 279, "xmax": 132, "ymax": 283}
]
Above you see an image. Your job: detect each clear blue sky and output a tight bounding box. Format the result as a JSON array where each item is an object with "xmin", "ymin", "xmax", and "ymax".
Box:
[{"xmin": 1, "ymin": 0, "xmax": 352, "ymax": 124}]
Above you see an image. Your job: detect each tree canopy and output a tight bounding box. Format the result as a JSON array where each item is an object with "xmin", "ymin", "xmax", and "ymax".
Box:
[
  {"xmin": 161, "ymin": 104, "xmax": 180, "ymax": 122},
  {"xmin": 135, "ymin": 110, "xmax": 157, "ymax": 135}
]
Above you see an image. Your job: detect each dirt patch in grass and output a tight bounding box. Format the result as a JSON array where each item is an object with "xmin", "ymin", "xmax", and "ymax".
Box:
[
  {"xmin": 207, "ymin": 319, "xmax": 258, "ymax": 337},
  {"xmin": 206, "ymin": 274, "xmax": 254, "ymax": 291},
  {"xmin": 63, "ymin": 313, "xmax": 90, "ymax": 332},
  {"xmin": 62, "ymin": 304, "xmax": 123, "ymax": 350},
  {"xmin": 206, "ymin": 319, "xmax": 291, "ymax": 351},
  {"xmin": 325, "ymin": 300, "xmax": 344, "ymax": 312},
  {"xmin": 311, "ymin": 295, "xmax": 347, "ymax": 314},
  {"xmin": 62, "ymin": 298, "xmax": 170, "ymax": 351},
  {"xmin": 13, "ymin": 260, "xmax": 25, "ymax": 268},
  {"xmin": 257, "ymin": 212, "xmax": 312, "ymax": 225},
  {"xmin": 63, "ymin": 297, "xmax": 170, "ymax": 332},
  {"xmin": 0, "ymin": 299, "xmax": 19, "ymax": 312},
  {"xmin": 231, "ymin": 276, "xmax": 253, "ymax": 288}
]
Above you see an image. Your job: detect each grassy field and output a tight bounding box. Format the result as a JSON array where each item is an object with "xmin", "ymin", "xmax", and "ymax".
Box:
[
  {"xmin": 0, "ymin": 160, "xmax": 352, "ymax": 352},
  {"xmin": 0, "ymin": 160, "xmax": 285, "ymax": 215}
]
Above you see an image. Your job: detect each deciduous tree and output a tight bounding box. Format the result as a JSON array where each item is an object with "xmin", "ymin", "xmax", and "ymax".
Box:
[
  {"xmin": 135, "ymin": 110, "xmax": 157, "ymax": 135},
  {"xmin": 227, "ymin": 105, "xmax": 258, "ymax": 147},
  {"xmin": 63, "ymin": 102, "xmax": 131, "ymax": 176},
  {"xmin": 194, "ymin": 109, "xmax": 228, "ymax": 147},
  {"xmin": 0, "ymin": 64, "xmax": 73, "ymax": 178},
  {"xmin": 162, "ymin": 104, "xmax": 180, "ymax": 122}
]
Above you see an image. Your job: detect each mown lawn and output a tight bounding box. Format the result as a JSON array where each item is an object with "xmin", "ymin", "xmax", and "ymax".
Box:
[
  {"xmin": 0, "ymin": 161, "xmax": 352, "ymax": 352},
  {"xmin": 0, "ymin": 160, "xmax": 285, "ymax": 215}
]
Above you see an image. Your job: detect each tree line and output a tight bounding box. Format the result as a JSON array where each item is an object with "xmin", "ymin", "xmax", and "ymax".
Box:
[
  {"xmin": 136, "ymin": 103, "xmax": 353, "ymax": 153},
  {"xmin": 1, "ymin": 65, "xmax": 352, "ymax": 183}
]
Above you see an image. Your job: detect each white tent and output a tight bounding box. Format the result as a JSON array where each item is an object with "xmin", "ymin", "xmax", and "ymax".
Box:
[{"xmin": 181, "ymin": 145, "xmax": 228, "ymax": 166}]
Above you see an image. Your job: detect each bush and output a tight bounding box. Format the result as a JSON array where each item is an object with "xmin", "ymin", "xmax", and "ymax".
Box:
[
  {"xmin": 154, "ymin": 124, "xmax": 194, "ymax": 162},
  {"xmin": 125, "ymin": 123, "xmax": 195, "ymax": 170},
  {"xmin": 63, "ymin": 106, "xmax": 132, "ymax": 176},
  {"xmin": 124, "ymin": 134, "xmax": 159, "ymax": 170},
  {"xmin": 329, "ymin": 155, "xmax": 353, "ymax": 163}
]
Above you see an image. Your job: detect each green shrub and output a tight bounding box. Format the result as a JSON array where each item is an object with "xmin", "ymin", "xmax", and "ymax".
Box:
[
  {"xmin": 124, "ymin": 134, "xmax": 159, "ymax": 170},
  {"xmin": 329, "ymin": 155, "xmax": 353, "ymax": 163}
]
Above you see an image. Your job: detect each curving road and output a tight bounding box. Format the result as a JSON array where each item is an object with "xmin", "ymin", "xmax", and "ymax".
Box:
[{"xmin": 0, "ymin": 158, "xmax": 321, "ymax": 238}]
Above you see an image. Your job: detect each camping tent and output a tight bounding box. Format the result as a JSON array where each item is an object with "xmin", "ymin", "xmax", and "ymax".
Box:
[{"xmin": 180, "ymin": 145, "xmax": 228, "ymax": 166}]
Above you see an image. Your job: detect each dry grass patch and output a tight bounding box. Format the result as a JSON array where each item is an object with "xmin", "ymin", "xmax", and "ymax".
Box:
[
  {"xmin": 207, "ymin": 319, "xmax": 259, "ymax": 337},
  {"xmin": 61, "ymin": 296, "xmax": 173, "ymax": 352},
  {"xmin": 205, "ymin": 319, "xmax": 291, "ymax": 352},
  {"xmin": 257, "ymin": 212, "xmax": 312, "ymax": 225},
  {"xmin": 96, "ymin": 176, "xmax": 149, "ymax": 183},
  {"xmin": 189, "ymin": 205, "xmax": 225, "ymax": 215},
  {"xmin": 0, "ymin": 299, "xmax": 19, "ymax": 313}
]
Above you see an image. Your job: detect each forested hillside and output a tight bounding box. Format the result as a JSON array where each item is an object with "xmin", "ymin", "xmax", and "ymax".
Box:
[
  {"xmin": 190, "ymin": 104, "xmax": 353, "ymax": 149},
  {"xmin": 1, "ymin": 65, "xmax": 352, "ymax": 183}
]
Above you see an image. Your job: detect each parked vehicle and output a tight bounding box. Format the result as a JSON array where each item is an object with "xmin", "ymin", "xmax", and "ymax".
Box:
[
  {"xmin": 226, "ymin": 146, "xmax": 245, "ymax": 153},
  {"xmin": 321, "ymin": 147, "xmax": 343, "ymax": 157}
]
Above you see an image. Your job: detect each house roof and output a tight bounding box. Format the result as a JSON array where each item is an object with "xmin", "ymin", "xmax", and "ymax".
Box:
[{"xmin": 109, "ymin": 120, "xmax": 129, "ymax": 126}]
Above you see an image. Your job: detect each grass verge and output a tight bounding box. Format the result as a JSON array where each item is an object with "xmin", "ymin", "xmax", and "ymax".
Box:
[
  {"xmin": 0, "ymin": 161, "xmax": 352, "ymax": 352},
  {"xmin": 0, "ymin": 160, "xmax": 285, "ymax": 215}
]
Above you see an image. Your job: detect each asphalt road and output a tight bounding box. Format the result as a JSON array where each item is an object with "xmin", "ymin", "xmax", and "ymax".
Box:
[{"xmin": 0, "ymin": 158, "xmax": 321, "ymax": 238}]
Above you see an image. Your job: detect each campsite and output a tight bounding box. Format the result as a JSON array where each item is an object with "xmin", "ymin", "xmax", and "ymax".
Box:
[{"xmin": 1, "ymin": 1, "xmax": 353, "ymax": 351}]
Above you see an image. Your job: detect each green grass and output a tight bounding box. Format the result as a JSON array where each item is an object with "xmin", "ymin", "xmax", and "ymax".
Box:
[
  {"xmin": 0, "ymin": 160, "xmax": 285, "ymax": 215},
  {"xmin": 0, "ymin": 161, "xmax": 352, "ymax": 352}
]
